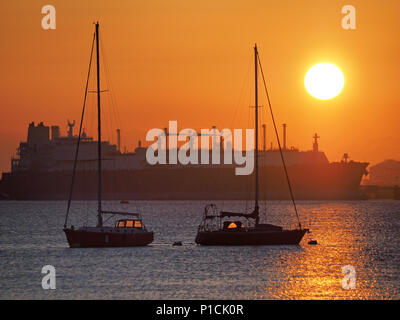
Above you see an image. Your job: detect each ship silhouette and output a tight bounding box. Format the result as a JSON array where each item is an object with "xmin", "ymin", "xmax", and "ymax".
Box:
[
  {"xmin": 0, "ymin": 121, "xmax": 368, "ymax": 200},
  {"xmin": 0, "ymin": 37, "xmax": 368, "ymax": 202}
]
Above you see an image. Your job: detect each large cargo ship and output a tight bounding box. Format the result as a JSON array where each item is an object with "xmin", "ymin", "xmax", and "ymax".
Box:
[{"xmin": 0, "ymin": 121, "xmax": 368, "ymax": 200}]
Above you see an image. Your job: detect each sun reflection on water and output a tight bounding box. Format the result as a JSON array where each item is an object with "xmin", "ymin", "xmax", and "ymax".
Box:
[
  {"xmin": 249, "ymin": 202, "xmax": 399, "ymax": 299},
  {"xmin": 0, "ymin": 200, "xmax": 399, "ymax": 299}
]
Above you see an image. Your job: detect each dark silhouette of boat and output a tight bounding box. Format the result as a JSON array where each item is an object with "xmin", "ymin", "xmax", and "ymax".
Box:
[
  {"xmin": 195, "ymin": 45, "xmax": 308, "ymax": 246},
  {"xmin": 63, "ymin": 23, "xmax": 153, "ymax": 248},
  {"xmin": 195, "ymin": 204, "xmax": 307, "ymax": 245},
  {"xmin": 64, "ymin": 216, "xmax": 153, "ymax": 248}
]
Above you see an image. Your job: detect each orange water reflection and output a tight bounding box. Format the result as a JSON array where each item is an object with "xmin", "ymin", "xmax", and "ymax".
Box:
[{"xmin": 250, "ymin": 202, "xmax": 398, "ymax": 299}]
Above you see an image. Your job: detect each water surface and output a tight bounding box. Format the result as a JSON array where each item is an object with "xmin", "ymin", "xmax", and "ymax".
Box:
[{"xmin": 0, "ymin": 200, "xmax": 399, "ymax": 299}]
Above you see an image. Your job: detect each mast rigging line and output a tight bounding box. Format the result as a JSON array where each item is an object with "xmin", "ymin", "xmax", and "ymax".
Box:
[
  {"xmin": 257, "ymin": 54, "xmax": 302, "ymax": 230},
  {"xmin": 64, "ymin": 32, "xmax": 96, "ymax": 228},
  {"xmin": 100, "ymin": 38, "xmax": 122, "ymax": 141}
]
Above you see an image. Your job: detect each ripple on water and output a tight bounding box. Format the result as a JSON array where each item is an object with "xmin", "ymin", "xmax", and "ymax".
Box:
[{"xmin": 0, "ymin": 200, "xmax": 399, "ymax": 299}]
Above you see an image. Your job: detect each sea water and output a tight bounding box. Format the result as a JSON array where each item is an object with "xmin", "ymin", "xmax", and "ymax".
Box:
[{"xmin": 0, "ymin": 200, "xmax": 399, "ymax": 299}]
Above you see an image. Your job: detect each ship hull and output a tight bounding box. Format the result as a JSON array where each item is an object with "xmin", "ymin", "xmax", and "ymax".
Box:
[
  {"xmin": 1, "ymin": 162, "xmax": 368, "ymax": 200},
  {"xmin": 195, "ymin": 229, "xmax": 307, "ymax": 246},
  {"xmin": 63, "ymin": 228, "xmax": 154, "ymax": 248}
]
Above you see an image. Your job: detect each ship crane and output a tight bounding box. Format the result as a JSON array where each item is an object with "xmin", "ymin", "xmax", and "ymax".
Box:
[{"xmin": 67, "ymin": 120, "xmax": 76, "ymax": 138}]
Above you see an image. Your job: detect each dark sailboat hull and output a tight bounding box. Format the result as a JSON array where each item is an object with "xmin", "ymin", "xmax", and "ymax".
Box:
[
  {"xmin": 63, "ymin": 228, "xmax": 154, "ymax": 248},
  {"xmin": 195, "ymin": 229, "xmax": 307, "ymax": 246}
]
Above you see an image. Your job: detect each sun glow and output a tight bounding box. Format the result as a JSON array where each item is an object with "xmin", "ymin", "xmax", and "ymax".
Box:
[{"xmin": 305, "ymin": 63, "xmax": 344, "ymax": 100}]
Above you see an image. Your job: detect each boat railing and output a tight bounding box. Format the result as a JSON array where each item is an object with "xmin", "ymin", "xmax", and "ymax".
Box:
[
  {"xmin": 203, "ymin": 204, "xmax": 219, "ymax": 218},
  {"xmin": 197, "ymin": 204, "xmax": 222, "ymax": 232}
]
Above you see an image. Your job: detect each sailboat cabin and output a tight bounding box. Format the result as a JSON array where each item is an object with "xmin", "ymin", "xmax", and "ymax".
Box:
[{"xmin": 115, "ymin": 219, "xmax": 143, "ymax": 229}]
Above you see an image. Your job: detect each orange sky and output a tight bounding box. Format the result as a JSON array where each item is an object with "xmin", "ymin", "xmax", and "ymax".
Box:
[{"xmin": 1, "ymin": 0, "xmax": 400, "ymax": 174}]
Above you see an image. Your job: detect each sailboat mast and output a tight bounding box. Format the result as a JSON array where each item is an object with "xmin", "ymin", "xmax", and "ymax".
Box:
[
  {"xmin": 95, "ymin": 22, "xmax": 103, "ymax": 227},
  {"xmin": 254, "ymin": 44, "xmax": 259, "ymax": 224}
]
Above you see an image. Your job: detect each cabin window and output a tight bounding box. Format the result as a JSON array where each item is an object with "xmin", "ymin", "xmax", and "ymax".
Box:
[
  {"xmin": 126, "ymin": 220, "xmax": 134, "ymax": 228},
  {"xmin": 134, "ymin": 220, "xmax": 142, "ymax": 228},
  {"xmin": 116, "ymin": 219, "xmax": 142, "ymax": 228},
  {"xmin": 117, "ymin": 221, "xmax": 125, "ymax": 228},
  {"xmin": 223, "ymin": 221, "xmax": 244, "ymax": 230}
]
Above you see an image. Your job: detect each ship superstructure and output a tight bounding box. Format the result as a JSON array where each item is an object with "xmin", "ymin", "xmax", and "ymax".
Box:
[
  {"xmin": 10, "ymin": 121, "xmax": 333, "ymax": 171},
  {"xmin": 11, "ymin": 121, "xmax": 146, "ymax": 173}
]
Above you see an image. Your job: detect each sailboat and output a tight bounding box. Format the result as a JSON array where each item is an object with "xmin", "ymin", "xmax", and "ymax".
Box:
[
  {"xmin": 195, "ymin": 44, "xmax": 309, "ymax": 246},
  {"xmin": 63, "ymin": 22, "xmax": 154, "ymax": 248}
]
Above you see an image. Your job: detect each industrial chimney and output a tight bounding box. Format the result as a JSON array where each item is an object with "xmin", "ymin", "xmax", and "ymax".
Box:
[
  {"xmin": 212, "ymin": 125, "xmax": 218, "ymax": 151},
  {"xmin": 282, "ymin": 123, "xmax": 287, "ymax": 150},
  {"xmin": 51, "ymin": 126, "xmax": 60, "ymax": 141},
  {"xmin": 262, "ymin": 124, "xmax": 266, "ymax": 151},
  {"xmin": 116, "ymin": 129, "xmax": 121, "ymax": 153},
  {"xmin": 164, "ymin": 127, "xmax": 168, "ymax": 152}
]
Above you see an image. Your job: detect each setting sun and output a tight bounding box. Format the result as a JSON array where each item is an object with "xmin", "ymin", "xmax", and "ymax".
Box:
[{"xmin": 305, "ymin": 63, "xmax": 345, "ymax": 100}]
